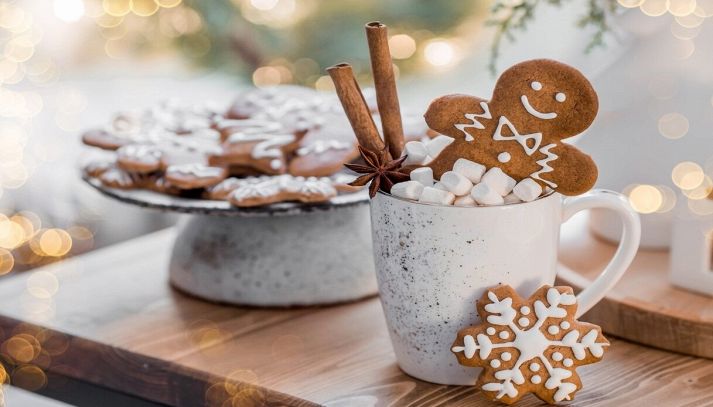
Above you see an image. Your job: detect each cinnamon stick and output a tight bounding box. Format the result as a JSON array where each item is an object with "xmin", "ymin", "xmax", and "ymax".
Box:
[
  {"xmin": 366, "ymin": 21, "xmax": 404, "ymax": 159},
  {"xmin": 327, "ymin": 63, "xmax": 388, "ymax": 157}
]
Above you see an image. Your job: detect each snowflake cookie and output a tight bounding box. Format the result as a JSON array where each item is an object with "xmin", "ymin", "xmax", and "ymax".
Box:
[{"xmin": 451, "ymin": 285, "xmax": 608, "ymax": 405}]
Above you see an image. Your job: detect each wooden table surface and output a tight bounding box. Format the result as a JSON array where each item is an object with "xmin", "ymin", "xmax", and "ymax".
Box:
[{"xmin": 0, "ymin": 227, "xmax": 712, "ymax": 406}]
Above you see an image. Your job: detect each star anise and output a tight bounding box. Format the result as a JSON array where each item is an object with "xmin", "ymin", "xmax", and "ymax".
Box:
[{"xmin": 344, "ymin": 146, "xmax": 410, "ymax": 198}]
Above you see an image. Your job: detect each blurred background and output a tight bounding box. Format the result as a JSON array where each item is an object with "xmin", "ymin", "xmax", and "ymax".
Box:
[{"xmin": 0, "ymin": 0, "xmax": 711, "ymax": 404}]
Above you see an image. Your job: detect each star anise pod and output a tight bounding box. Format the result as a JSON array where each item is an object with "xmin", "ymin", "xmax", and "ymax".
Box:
[{"xmin": 344, "ymin": 146, "xmax": 410, "ymax": 198}]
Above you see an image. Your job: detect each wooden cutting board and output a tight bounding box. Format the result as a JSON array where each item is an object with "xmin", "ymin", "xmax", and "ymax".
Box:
[{"xmin": 557, "ymin": 213, "xmax": 713, "ymax": 358}]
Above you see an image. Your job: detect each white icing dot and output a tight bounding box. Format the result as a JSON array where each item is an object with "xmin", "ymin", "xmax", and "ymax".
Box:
[
  {"xmin": 531, "ymin": 81, "xmax": 543, "ymax": 91},
  {"xmin": 518, "ymin": 317, "xmax": 530, "ymax": 327},
  {"xmin": 547, "ymin": 325, "xmax": 560, "ymax": 335},
  {"xmin": 490, "ymin": 359, "xmax": 501, "ymax": 368},
  {"xmin": 560, "ymin": 321, "xmax": 570, "ymax": 329},
  {"xmin": 555, "ymin": 92, "xmax": 566, "ymax": 102},
  {"xmin": 499, "ymin": 331, "xmax": 510, "ymax": 340},
  {"xmin": 520, "ymin": 306, "xmax": 530, "ymax": 315},
  {"xmin": 497, "ymin": 152, "xmax": 511, "ymax": 163},
  {"xmin": 531, "ymin": 374, "xmax": 542, "ymax": 384},
  {"xmin": 501, "ymin": 352, "xmax": 512, "ymax": 361},
  {"xmin": 270, "ymin": 159, "xmax": 282, "ymax": 170},
  {"xmin": 552, "ymin": 352, "xmax": 563, "ymax": 361},
  {"xmin": 486, "ymin": 327, "xmax": 496, "ymax": 335},
  {"xmin": 529, "ymin": 362, "xmax": 540, "ymax": 372},
  {"xmin": 563, "ymin": 358, "xmax": 574, "ymax": 367}
]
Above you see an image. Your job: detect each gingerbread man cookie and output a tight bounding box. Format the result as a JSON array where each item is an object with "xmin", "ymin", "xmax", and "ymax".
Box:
[
  {"xmin": 423, "ymin": 59, "xmax": 598, "ymax": 196},
  {"xmin": 451, "ymin": 285, "xmax": 608, "ymax": 405}
]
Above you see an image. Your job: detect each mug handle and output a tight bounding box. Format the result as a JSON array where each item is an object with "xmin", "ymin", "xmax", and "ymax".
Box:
[{"xmin": 558, "ymin": 189, "xmax": 641, "ymax": 318}]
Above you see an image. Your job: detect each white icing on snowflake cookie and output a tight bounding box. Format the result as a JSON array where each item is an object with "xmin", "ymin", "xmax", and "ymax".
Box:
[{"xmin": 451, "ymin": 284, "xmax": 609, "ymax": 405}]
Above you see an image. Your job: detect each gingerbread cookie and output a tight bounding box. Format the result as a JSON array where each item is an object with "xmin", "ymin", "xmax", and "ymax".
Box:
[
  {"xmin": 288, "ymin": 113, "xmax": 359, "ymax": 177},
  {"xmin": 209, "ymin": 119, "xmax": 303, "ymax": 175},
  {"xmin": 451, "ymin": 285, "xmax": 608, "ymax": 405},
  {"xmin": 82, "ymin": 158, "xmax": 114, "ymax": 178},
  {"xmin": 144, "ymin": 175, "xmax": 181, "ymax": 195},
  {"xmin": 81, "ymin": 129, "xmax": 132, "ymax": 151},
  {"xmin": 164, "ymin": 163, "xmax": 227, "ymax": 189},
  {"xmin": 98, "ymin": 167, "xmax": 145, "ymax": 189},
  {"xmin": 421, "ymin": 59, "xmax": 598, "ymax": 196},
  {"xmin": 204, "ymin": 176, "xmax": 270, "ymax": 200},
  {"xmin": 116, "ymin": 144, "xmax": 165, "ymax": 174},
  {"xmin": 228, "ymin": 175, "xmax": 336, "ymax": 207}
]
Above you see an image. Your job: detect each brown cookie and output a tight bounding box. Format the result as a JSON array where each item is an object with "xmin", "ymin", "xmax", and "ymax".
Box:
[
  {"xmin": 82, "ymin": 159, "xmax": 114, "ymax": 178},
  {"xmin": 451, "ymin": 284, "xmax": 608, "ymax": 405},
  {"xmin": 228, "ymin": 175, "xmax": 336, "ymax": 207},
  {"xmin": 209, "ymin": 119, "xmax": 303, "ymax": 175},
  {"xmin": 226, "ymin": 85, "xmax": 322, "ymax": 119},
  {"xmin": 144, "ymin": 175, "xmax": 182, "ymax": 196},
  {"xmin": 422, "ymin": 59, "xmax": 599, "ymax": 196},
  {"xmin": 164, "ymin": 163, "xmax": 227, "ymax": 189},
  {"xmin": 116, "ymin": 144, "xmax": 165, "ymax": 174},
  {"xmin": 204, "ymin": 176, "xmax": 270, "ymax": 200},
  {"xmin": 288, "ymin": 113, "xmax": 359, "ymax": 177},
  {"xmin": 98, "ymin": 167, "xmax": 145, "ymax": 189},
  {"xmin": 81, "ymin": 129, "xmax": 132, "ymax": 151}
]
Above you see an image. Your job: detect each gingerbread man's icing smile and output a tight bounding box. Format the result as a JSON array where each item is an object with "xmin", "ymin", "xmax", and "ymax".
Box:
[
  {"xmin": 520, "ymin": 81, "xmax": 565, "ymax": 120},
  {"xmin": 420, "ymin": 59, "xmax": 599, "ymax": 196}
]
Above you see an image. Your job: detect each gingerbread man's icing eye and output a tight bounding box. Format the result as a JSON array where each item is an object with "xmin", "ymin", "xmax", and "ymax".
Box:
[
  {"xmin": 531, "ymin": 81, "xmax": 542, "ymax": 91},
  {"xmin": 555, "ymin": 92, "xmax": 566, "ymax": 102}
]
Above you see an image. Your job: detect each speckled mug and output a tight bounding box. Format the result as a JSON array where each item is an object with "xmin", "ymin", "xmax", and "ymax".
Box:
[{"xmin": 370, "ymin": 189, "xmax": 640, "ymax": 385}]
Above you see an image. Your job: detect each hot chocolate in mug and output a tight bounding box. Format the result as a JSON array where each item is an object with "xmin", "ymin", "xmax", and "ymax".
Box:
[{"xmin": 370, "ymin": 189, "xmax": 640, "ymax": 385}]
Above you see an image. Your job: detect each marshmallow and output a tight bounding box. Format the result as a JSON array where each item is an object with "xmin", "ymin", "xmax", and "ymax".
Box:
[
  {"xmin": 419, "ymin": 187, "xmax": 455, "ymax": 205},
  {"xmin": 402, "ymin": 141, "xmax": 428, "ymax": 166},
  {"xmin": 453, "ymin": 158, "xmax": 486, "ymax": 183},
  {"xmin": 440, "ymin": 171, "xmax": 473, "ymax": 196},
  {"xmin": 433, "ymin": 182, "xmax": 449, "ymax": 191},
  {"xmin": 390, "ymin": 181, "xmax": 424, "ymax": 201},
  {"xmin": 454, "ymin": 194, "xmax": 477, "ymax": 207},
  {"xmin": 481, "ymin": 167, "xmax": 516, "ymax": 196},
  {"xmin": 504, "ymin": 193, "xmax": 522, "ymax": 205},
  {"xmin": 513, "ymin": 178, "xmax": 543, "ymax": 202},
  {"xmin": 410, "ymin": 167, "xmax": 434, "ymax": 187},
  {"xmin": 470, "ymin": 183, "xmax": 504, "ymax": 206},
  {"xmin": 425, "ymin": 135, "xmax": 455, "ymax": 158}
]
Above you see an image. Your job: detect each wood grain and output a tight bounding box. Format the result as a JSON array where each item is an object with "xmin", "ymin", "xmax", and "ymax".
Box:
[
  {"xmin": 558, "ymin": 212, "xmax": 713, "ymax": 359},
  {"xmin": 0, "ymin": 228, "xmax": 709, "ymax": 406}
]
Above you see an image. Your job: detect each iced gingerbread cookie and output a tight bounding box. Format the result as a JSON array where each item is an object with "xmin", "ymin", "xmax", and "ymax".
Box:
[
  {"xmin": 288, "ymin": 113, "xmax": 359, "ymax": 177},
  {"xmin": 228, "ymin": 175, "xmax": 336, "ymax": 207},
  {"xmin": 116, "ymin": 144, "xmax": 165, "ymax": 174},
  {"xmin": 98, "ymin": 167, "xmax": 145, "ymax": 189},
  {"xmin": 81, "ymin": 129, "xmax": 134, "ymax": 151},
  {"xmin": 452, "ymin": 285, "xmax": 608, "ymax": 405},
  {"xmin": 164, "ymin": 163, "xmax": 227, "ymax": 190},
  {"xmin": 209, "ymin": 119, "xmax": 303, "ymax": 175},
  {"xmin": 422, "ymin": 59, "xmax": 598, "ymax": 196}
]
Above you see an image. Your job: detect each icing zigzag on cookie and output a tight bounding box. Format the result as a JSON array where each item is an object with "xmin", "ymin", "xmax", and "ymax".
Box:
[
  {"xmin": 530, "ymin": 143, "xmax": 558, "ymax": 188},
  {"xmin": 455, "ymin": 102, "xmax": 492, "ymax": 142}
]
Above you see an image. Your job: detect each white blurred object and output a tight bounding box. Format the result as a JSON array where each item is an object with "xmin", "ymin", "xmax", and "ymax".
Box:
[{"xmin": 670, "ymin": 202, "xmax": 713, "ymax": 296}]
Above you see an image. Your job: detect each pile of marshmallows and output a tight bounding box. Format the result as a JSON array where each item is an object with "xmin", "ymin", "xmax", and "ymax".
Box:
[{"xmin": 392, "ymin": 136, "xmax": 545, "ymax": 206}]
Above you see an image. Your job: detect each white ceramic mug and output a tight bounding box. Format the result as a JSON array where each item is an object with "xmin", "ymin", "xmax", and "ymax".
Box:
[{"xmin": 369, "ymin": 189, "xmax": 641, "ymax": 385}]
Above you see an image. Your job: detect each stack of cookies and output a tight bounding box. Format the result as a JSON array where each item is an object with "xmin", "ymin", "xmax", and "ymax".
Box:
[{"xmin": 81, "ymin": 85, "xmax": 432, "ymax": 207}]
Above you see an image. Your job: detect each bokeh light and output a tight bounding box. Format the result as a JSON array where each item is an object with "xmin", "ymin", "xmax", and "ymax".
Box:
[
  {"xmin": 389, "ymin": 34, "xmax": 417, "ymax": 59},
  {"xmin": 640, "ymin": 0, "xmax": 669, "ymax": 16},
  {"xmin": 628, "ymin": 184, "xmax": 663, "ymax": 214},
  {"xmin": 424, "ymin": 39, "xmax": 456, "ymax": 67},
  {"xmin": 53, "ymin": 0, "xmax": 86, "ymax": 23},
  {"xmin": 667, "ymin": 0, "xmax": 697, "ymax": 16},
  {"xmin": 672, "ymin": 161, "xmax": 704, "ymax": 190},
  {"xmin": 27, "ymin": 271, "xmax": 59, "ymax": 299},
  {"xmin": 38, "ymin": 229, "xmax": 72, "ymax": 257},
  {"xmin": 658, "ymin": 112, "xmax": 689, "ymax": 139},
  {"xmin": 0, "ymin": 249, "xmax": 14, "ymax": 275}
]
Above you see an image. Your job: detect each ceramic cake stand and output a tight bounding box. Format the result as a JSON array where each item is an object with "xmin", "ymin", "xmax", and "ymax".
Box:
[{"xmin": 84, "ymin": 177, "xmax": 376, "ymax": 307}]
